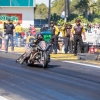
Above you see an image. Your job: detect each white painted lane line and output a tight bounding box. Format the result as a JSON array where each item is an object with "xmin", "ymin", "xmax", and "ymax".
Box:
[
  {"xmin": 13, "ymin": 52, "xmax": 22, "ymax": 54},
  {"xmin": 0, "ymin": 50, "xmax": 22, "ymax": 55},
  {"xmin": 0, "ymin": 96, "xmax": 8, "ymax": 100},
  {"xmin": 63, "ymin": 61, "xmax": 100, "ymax": 68},
  {"xmin": 0, "ymin": 50, "xmax": 5, "ymax": 51}
]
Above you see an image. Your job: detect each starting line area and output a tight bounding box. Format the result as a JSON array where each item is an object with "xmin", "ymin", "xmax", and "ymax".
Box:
[
  {"xmin": 0, "ymin": 47, "xmax": 100, "ymax": 65},
  {"xmin": 50, "ymin": 54, "xmax": 77, "ymax": 60}
]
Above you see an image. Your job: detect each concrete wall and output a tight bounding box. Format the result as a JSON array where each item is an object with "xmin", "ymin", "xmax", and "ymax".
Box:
[{"xmin": 0, "ymin": 7, "xmax": 34, "ymax": 28}]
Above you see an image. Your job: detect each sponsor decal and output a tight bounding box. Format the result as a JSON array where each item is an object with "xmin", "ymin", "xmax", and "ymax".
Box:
[{"xmin": 0, "ymin": 13, "xmax": 22, "ymax": 24}]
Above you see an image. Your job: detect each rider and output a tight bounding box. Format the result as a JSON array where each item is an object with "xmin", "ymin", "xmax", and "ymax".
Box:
[{"xmin": 16, "ymin": 33, "xmax": 44, "ymax": 64}]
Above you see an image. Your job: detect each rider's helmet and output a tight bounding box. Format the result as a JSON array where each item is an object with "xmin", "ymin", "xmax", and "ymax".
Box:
[{"xmin": 36, "ymin": 33, "xmax": 43, "ymax": 40}]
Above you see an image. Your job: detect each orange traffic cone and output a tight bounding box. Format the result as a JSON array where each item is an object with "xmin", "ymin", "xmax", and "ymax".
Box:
[{"xmin": 1, "ymin": 39, "xmax": 5, "ymax": 51}]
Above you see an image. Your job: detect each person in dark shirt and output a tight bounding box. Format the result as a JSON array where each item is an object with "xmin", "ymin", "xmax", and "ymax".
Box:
[
  {"xmin": 62, "ymin": 23, "xmax": 72, "ymax": 53},
  {"xmin": 50, "ymin": 21, "xmax": 60, "ymax": 54},
  {"xmin": 40, "ymin": 25, "xmax": 46, "ymax": 32},
  {"xmin": 70, "ymin": 19, "xmax": 86, "ymax": 56},
  {"xmin": 3, "ymin": 19, "xmax": 15, "ymax": 53}
]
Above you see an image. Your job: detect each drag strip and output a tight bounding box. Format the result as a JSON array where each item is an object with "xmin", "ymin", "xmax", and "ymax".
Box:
[
  {"xmin": 0, "ymin": 52, "xmax": 100, "ymax": 100},
  {"xmin": 63, "ymin": 61, "xmax": 100, "ymax": 68}
]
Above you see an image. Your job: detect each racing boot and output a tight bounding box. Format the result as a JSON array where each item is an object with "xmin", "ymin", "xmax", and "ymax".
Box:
[{"xmin": 20, "ymin": 58, "xmax": 25, "ymax": 65}]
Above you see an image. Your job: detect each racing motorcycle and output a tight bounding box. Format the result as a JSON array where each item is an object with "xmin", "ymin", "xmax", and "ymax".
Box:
[{"xmin": 16, "ymin": 40, "xmax": 51, "ymax": 68}]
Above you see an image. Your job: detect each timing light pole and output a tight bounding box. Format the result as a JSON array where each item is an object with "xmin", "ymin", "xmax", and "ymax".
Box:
[
  {"xmin": 64, "ymin": 0, "xmax": 67, "ymax": 22},
  {"xmin": 48, "ymin": 0, "xmax": 51, "ymax": 29},
  {"xmin": 67, "ymin": 0, "xmax": 70, "ymax": 17}
]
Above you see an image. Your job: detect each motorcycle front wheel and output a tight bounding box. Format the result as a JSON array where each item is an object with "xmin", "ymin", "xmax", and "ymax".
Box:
[{"xmin": 42, "ymin": 51, "xmax": 48, "ymax": 68}]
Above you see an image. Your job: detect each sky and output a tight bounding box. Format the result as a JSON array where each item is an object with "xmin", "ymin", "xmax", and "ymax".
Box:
[{"xmin": 36, "ymin": 0, "xmax": 54, "ymax": 7}]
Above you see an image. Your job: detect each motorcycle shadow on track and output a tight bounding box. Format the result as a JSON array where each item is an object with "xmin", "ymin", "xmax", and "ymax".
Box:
[
  {"xmin": 27, "ymin": 64, "xmax": 60, "ymax": 69},
  {"xmin": 46, "ymin": 64, "xmax": 60, "ymax": 69}
]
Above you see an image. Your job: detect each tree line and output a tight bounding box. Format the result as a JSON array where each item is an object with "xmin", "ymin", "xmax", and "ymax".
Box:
[{"xmin": 34, "ymin": 0, "xmax": 100, "ymax": 24}]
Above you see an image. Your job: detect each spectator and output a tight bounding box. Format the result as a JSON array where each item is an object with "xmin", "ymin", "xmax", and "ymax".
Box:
[
  {"xmin": 70, "ymin": 18, "xmax": 86, "ymax": 56},
  {"xmin": 40, "ymin": 25, "xmax": 46, "ymax": 32},
  {"xmin": 97, "ymin": 26, "xmax": 100, "ymax": 34},
  {"xmin": 31, "ymin": 25, "xmax": 36, "ymax": 37},
  {"xmin": 15, "ymin": 22, "xmax": 22, "ymax": 37},
  {"xmin": 15, "ymin": 22, "xmax": 22, "ymax": 46},
  {"xmin": 88, "ymin": 23, "xmax": 92, "ymax": 33},
  {"xmin": 62, "ymin": 23, "xmax": 72, "ymax": 53},
  {"xmin": 90, "ymin": 25, "xmax": 93, "ymax": 32},
  {"xmin": 29, "ymin": 24, "xmax": 32, "ymax": 31},
  {"xmin": 21, "ymin": 30, "xmax": 25, "ymax": 38},
  {"xmin": 50, "ymin": 21, "xmax": 60, "ymax": 54},
  {"xmin": 3, "ymin": 19, "xmax": 15, "ymax": 53}
]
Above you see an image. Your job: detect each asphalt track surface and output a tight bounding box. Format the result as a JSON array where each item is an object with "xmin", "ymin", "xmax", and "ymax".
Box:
[{"xmin": 0, "ymin": 52, "xmax": 100, "ymax": 100}]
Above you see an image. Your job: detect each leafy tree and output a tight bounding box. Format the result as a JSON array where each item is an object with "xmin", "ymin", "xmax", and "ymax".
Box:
[
  {"xmin": 50, "ymin": 13, "xmax": 61, "ymax": 25},
  {"xmin": 94, "ymin": 10, "xmax": 100, "ymax": 18},
  {"xmin": 34, "ymin": 0, "xmax": 100, "ymax": 24},
  {"xmin": 70, "ymin": 0, "xmax": 80, "ymax": 14},
  {"xmin": 75, "ymin": 0, "xmax": 89, "ymax": 19},
  {"xmin": 51, "ymin": 0, "xmax": 64, "ymax": 16},
  {"xmin": 97, "ymin": 0, "xmax": 100, "ymax": 8},
  {"xmin": 93, "ymin": 18, "xmax": 100, "ymax": 23},
  {"xmin": 51, "ymin": 0, "xmax": 70, "ymax": 17},
  {"xmin": 78, "ymin": 16, "xmax": 89, "ymax": 23},
  {"xmin": 67, "ymin": 13, "xmax": 78, "ymax": 21},
  {"xmin": 75, "ymin": 0, "xmax": 97, "ymax": 19},
  {"xmin": 70, "ymin": 16, "xmax": 89, "ymax": 24},
  {"xmin": 57, "ymin": 19, "xmax": 65, "ymax": 26},
  {"xmin": 34, "ymin": 3, "xmax": 48, "ymax": 19}
]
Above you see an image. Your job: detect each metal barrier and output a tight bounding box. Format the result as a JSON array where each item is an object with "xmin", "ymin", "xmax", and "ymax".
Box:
[{"xmin": 18, "ymin": 37, "xmax": 21, "ymax": 47}]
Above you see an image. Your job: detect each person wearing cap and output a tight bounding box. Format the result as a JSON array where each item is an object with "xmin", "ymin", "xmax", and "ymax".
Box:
[
  {"xmin": 40, "ymin": 25, "xmax": 46, "ymax": 32},
  {"xmin": 62, "ymin": 23, "xmax": 72, "ymax": 53},
  {"xmin": 15, "ymin": 22, "xmax": 22, "ymax": 46},
  {"xmin": 50, "ymin": 21, "xmax": 60, "ymax": 54},
  {"xmin": 70, "ymin": 18, "xmax": 86, "ymax": 56},
  {"xmin": 3, "ymin": 19, "xmax": 15, "ymax": 53}
]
